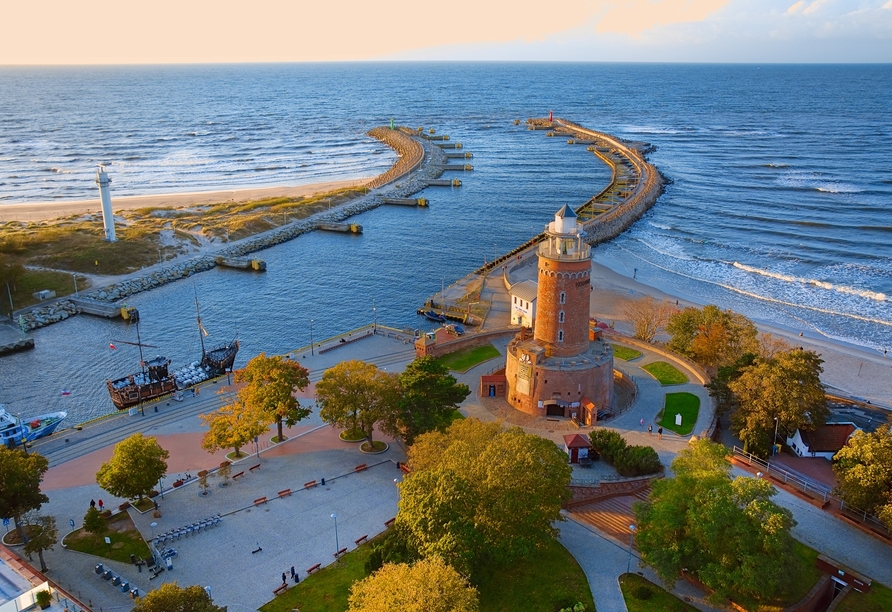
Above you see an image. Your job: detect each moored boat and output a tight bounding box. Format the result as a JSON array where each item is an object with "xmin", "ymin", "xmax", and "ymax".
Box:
[
  {"xmin": 424, "ymin": 310, "xmax": 447, "ymax": 323},
  {"xmin": 0, "ymin": 406, "xmax": 66, "ymax": 447},
  {"xmin": 107, "ymin": 355, "xmax": 178, "ymax": 410},
  {"xmin": 0, "ymin": 406, "xmax": 27, "ymax": 448}
]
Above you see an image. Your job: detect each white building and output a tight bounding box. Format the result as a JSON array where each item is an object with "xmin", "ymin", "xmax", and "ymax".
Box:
[
  {"xmin": 786, "ymin": 422, "xmax": 857, "ymax": 460},
  {"xmin": 509, "ymin": 280, "xmax": 537, "ymax": 328}
]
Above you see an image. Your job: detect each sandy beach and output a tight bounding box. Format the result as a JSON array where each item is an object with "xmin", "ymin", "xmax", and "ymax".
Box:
[{"xmin": 0, "ymin": 178, "xmax": 371, "ymax": 223}]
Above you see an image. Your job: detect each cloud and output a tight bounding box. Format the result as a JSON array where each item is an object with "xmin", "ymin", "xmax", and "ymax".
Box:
[
  {"xmin": 787, "ymin": 1, "xmax": 806, "ymax": 14},
  {"xmin": 595, "ymin": 0, "xmax": 730, "ymax": 37}
]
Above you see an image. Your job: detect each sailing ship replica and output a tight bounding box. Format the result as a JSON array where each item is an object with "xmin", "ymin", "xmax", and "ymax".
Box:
[{"xmin": 106, "ymin": 293, "xmax": 239, "ymax": 410}]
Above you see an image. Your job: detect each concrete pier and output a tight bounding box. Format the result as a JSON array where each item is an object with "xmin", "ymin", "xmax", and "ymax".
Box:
[
  {"xmin": 317, "ymin": 223, "xmax": 363, "ymax": 234},
  {"xmin": 439, "ymin": 164, "xmax": 473, "ymax": 172},
  {"xmin": 426, "ymin": 179, "xmax": 462, "ymax": 187},
  {"xmin": 68, "ymin": 297, "xmax": 135, "ymax": 319},
  {"xmin": 0, "ymin": 318, "xmax": 33, "ymax": 355},
  {"xmin": 215, "ymin": 256, "xmax": 267, "ymax": 271},
  {"xmin": 444, "ymin": 152, "xmax": 473, "ymax": 159},
  {"xmin": 435, "ymin": 142, "xmax": 462, "ymax": 149},
  {"xmin": 382, "ymin": 198, "xmax": 428, "ymax": 207}
]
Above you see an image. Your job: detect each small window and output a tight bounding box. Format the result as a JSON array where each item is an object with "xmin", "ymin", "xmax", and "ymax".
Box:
[
  {"xmin": 559, "ymin": 311, "xmax": 565, "ymax": 323},
  {"xmin": 560, "ymin": 292, "xmax": 566, "ymax": 304},
  {"xmin": 558, "ymin": 330, "xmax": 564, "ymax": 342},
  {"xmin": 513, "ymin": 296, "xmax": 517, "ymax": 304}
]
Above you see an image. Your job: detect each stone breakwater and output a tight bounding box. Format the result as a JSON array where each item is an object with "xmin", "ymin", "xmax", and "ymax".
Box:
[{"xmin": 17, "ymin": 129, "xmax": 445, "ymax": 331}]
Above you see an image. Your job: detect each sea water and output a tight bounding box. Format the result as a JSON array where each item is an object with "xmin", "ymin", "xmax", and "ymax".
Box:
[{"xmin": 0, "ymin": 63, "xmax": 889, "ymax": 422}]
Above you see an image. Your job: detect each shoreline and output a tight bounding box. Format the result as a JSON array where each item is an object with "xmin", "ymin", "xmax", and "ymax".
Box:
[
  {"xmin": 0, "ymin": 179, "xmax": 371, "ymax": 222},
  {"xmin": 586, "ymin": 257, "xmax": 892, "ymax": 408}
]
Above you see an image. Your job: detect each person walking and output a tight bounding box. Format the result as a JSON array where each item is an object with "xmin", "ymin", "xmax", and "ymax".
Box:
[
  {"xmin": 281, "ymin": 572, "xmax": 287, "ymax": 585},
  {"xmin": 90, "ymin": 499, "xmax": 96, "ymax": 508},
  {"xmin": 639, "ymin": 417, "xmax": 645, "ymax": 427},
  {"xmin": 294, "ymin": 570, "xmax": 300, "ymax": 584},
  {"xmin": 657, "ymin": 427, "xmax": 663, "ymax": 440},
  {"xmin": 648, "ymin": 424, "xmax": 652, "ymax": 436},
  {"xmin": 290, "ymin": 566, "xmax": 295, "ymax": 580},
  {"xmin": 98, "ymin": 499, "xmax": 104, "ymax": 511}
]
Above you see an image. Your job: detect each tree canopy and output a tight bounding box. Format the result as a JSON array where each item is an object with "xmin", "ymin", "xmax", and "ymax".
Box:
[
  {"xmin": 233, "ymin": 353, "xmax": 310, "ymax": 442},
  {"xmin": 728, "ymin": 349, "xmax": 828, "ymax": 455},
  {"xmin": 132, "ymin": 582, "xmax": 226, "ymax": 612},
  {"xmin": 381, "ymin": 356, "xmax": 470, "ymax": 445},
  {"xmin": 633, "ymin": 439, "xmax": 798, "ymax": 602},
  {"xmin": 0, "ymin": 446, "xmax": 49, "ymax": 539},
  {"xmin": 96, "ymin": 433, "xmax": 169, "ymax": 501},
  {"xmin": 833, "ymin": 424, "xmax": 892, "ymax": 528},
  {"xmin": 317, "ymin": 360, "xmax": 400, "ymax": 444},
  {"xmin": 22, "ymin": 514, "xmax": 57, "ymax": 572},
  {"xmin": 624, "ymin": 295, "xmax": 674, "ymax": 343},
  {"xmin": 398, "ymin": 418, "xmax": 571, "ymax": 576},
  {"xmin": 348, "ymin": 556, "xmax": 479, "ymax": 612},
  {"xmin": 667, "ymin": 305, "xmax": 758, "ymax": 370},
  {"xmin": 83, "ymin": 506, "xmax": 107, "ymax": 536},
  {"xmin": 201, "ymin": 397, "xmax": 268, "ymax": 458}
]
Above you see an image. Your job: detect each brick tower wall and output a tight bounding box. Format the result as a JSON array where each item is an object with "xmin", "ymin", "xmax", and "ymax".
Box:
[{"xmin": 534, "ymin": 257, "xmax": 591, "ymax": 358}]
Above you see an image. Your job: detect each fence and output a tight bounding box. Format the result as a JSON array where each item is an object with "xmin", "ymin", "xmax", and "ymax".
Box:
[{"xmin": 732, "ymin": 446, "xmax": 832, "ymax": 502}]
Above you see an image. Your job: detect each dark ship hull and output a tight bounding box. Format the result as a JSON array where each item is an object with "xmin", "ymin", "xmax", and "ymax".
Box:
[
  {"xmin": 106, "ymin": 356, "xmax": 178, "ymax": 410},
  {"xmin": 202, "ymin": 339, "xmax": 239, "ymax": 375}
]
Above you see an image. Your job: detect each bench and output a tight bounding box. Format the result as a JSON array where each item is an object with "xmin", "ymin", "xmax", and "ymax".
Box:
[
  {"xmin": 249, "ymin": 464, "xmax": 261, "ymax": 473},
  {"xmin": 384, "ymin": 517, "xmax": 396, "ymax": 527},
  {"xmin": 334, "ymin": 547, "xmax": 347, "ymax": 558},
  {"xmin": 278, "ymin": 488, "xmax": 292, "ymax": 498},
  {"xmin": 273, "ymin": 583, "xmax": 289, "ymax": 596},
  {"xmin": 306, "ymin": 563, "xmax": 321, "ymax": 575},
  {"xmin": 253, "ymin": 497, "xmax": 268, "ymax": 506},
  {"xmin": 354, "ymin": 534, "xmax": 368, "ymax": 545},
  {"xmin": 354, "ymin": 463, "xmax": 367, "ymax": 472},
  {"xmin": 304, "ymin": 480, "xmax": 317, "ymax": 489},
  {"xmin": 232, "ymin": 471, "xmax": 245, "ymax": 480}
]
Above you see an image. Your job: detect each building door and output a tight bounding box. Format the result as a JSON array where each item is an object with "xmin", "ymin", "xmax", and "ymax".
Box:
[{"xmin": 489, "ymin": 385, "xmax": 496, "ymax": 397}]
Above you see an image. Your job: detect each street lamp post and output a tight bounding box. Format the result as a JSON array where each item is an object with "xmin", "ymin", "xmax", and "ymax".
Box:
[
  {"xmin": 310, "ymin": 319, "xmax": 314, "ymax": 356},
  {"xmin": 772, "ymin": 417, "xmax": 780, "ymax": 456},
  {"xmin": 331, "ymin": 513, "xmax": 339, "ymax": 561},
  {"xmin": 150, "ymin": 521, "xmax": 157, "ymax": 540},
  {"xmin": 72, "ymin": 274, "xmax": 79, "ymax": 297},
  {"xmin": 159, "ymin": 476, "xmax": 164, "ymax": 499},
  {"xmin": 373, "ymin": 305, "xmax": 377, "ymax": 334},
  {"xmin": 627, "ymin": 524, "xmax": 636, "ymax": 573}
]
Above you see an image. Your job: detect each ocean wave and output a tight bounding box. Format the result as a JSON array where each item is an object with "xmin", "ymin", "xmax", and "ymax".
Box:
[
  {"xmin": 732, "ymin": 262, "xmax": 889, "ymax": 302},
  {"xmin": 763, "ymin": 163, "xmax": 791, "ymax": 168},
  {"xmin": 775, "ymin": 171, "xmax": 862, "ymax": 194}
]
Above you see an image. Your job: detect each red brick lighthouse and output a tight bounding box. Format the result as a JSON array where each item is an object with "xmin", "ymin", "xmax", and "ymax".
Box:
[{"xmin": 505, "ymin": 206, "xmax": 613, "ymax": 423}]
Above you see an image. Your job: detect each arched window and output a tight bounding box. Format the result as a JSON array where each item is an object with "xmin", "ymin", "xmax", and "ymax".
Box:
[
  {"xmin": 559, "ymin": 292, "xmax": 566, "ymax": 305},
  {"xmin": 559, "ymin": 311, "xmax": 565, "ymax": 323},
  {"xmin": 558, "ymin": 330, "xmax": 564, "ymax": 342}
]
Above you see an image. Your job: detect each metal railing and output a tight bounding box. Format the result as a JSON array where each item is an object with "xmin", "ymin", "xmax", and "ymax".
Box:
[{"xmin": 732, "ymin": 446, "xmax": 832, "ymax": 502}]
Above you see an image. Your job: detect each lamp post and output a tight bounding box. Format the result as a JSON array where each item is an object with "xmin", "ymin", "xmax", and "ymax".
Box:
[
  {"xmin": 310, "ymin": 319, "xmax": 314, "ymax": 356},
  {"xmin": 627, "ymin": 524, "xmax": 636, "ymax": 573},
  {"xmin": 159, "ymin": 476, "xmax": 164, "ymax": 499},
  {"xmin": 331, "ymin": 513, "xmax": 339, "ymax": 561},
  {"xmin": 772, "ymin": 417, "xmax": 780, "ymax": 456},
  {"xmin": 150, "ymin": 521, "xmax": 157, "ymax": 540},
  {"xmin": 373, "ymin": 305, "xmax": 377, "ymax": 334},
  {"xmin": 72, "ymin": 274, "xmax": 79, "ymax": 297}
]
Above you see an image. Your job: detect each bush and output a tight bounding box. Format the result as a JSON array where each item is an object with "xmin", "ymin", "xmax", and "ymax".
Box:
[
  {"xmin": 589, "ymin": 429, "xmax": 661, "ymax": 477},
  {"xmin": 589, "ymin": 429, "xmax": 627, "ymax": 463},
  {"xmin": 633, "ymin": 586, "xmax": 652, "ymax": 600},
  {"xmin": 614, "ymin": 445, "xmax": 662, "ymax": 477}
]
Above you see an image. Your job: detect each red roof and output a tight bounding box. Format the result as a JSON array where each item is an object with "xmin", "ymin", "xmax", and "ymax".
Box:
[
  {"xmin": 563, "ymin": 433, "xmax": 591, "ymax": 449},
  {"xmin": 800, "ymin": 423, "xmax": 857, "ymax": 453}
]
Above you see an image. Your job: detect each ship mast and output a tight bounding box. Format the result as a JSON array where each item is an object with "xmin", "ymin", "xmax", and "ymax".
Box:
[{"xmin": 194, "ymin": 286, "xmax": 208, "ymax": 359}]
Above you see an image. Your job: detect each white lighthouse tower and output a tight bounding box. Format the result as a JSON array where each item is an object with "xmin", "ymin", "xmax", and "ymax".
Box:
[{"xmin": 95, "ymin": 165, "xmax": 117, "ymax": 242}]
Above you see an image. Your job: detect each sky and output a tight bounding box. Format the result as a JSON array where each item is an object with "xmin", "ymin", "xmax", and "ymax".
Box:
[{"xmin": 1, "ymin": 0, "xmax": 890, "ymax": 64}]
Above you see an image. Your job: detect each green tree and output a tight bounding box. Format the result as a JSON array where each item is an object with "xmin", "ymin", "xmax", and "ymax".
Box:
[
  {"xmin": 624, "ymin": 295, "xmax": 674, "ymax": 343},
  {"xmin": 317, "ymin": 360, "xmax": 400, "ymax": 444},
  {"xmin": 667, "ymin": 305, "xmax": 758, "ymax": 370},
  {"xmin": 729, "ymin": 349, "xmax": 828, "ymax": 455},
  {"xmin": 0, "ymin": 446, "xmax": 49, "ymax": 543},
  {"xmin": 833, "ymin": 425, "xmax": 892, "ymax": 527},
  {"xmin": 398, "ymin": 418, "xmax": 571, "ymax": 576},
  {"xmin": 348, "ymin": 556, "xmax": 479, "ymax": 612},
  {"xmin": 704, "ymin": 353, "xmax": 757, "ymax": 417},
  {"xmin": 22, "ymin": 514, "xmax": 57, "ymax": 572},
  {"xmin": 382, "ymin": 356, "xmax": 470, "ymax": 445},
  {"xmin": 132, "ymin": 582, "xmax": 226, "ymax": 612},
  {"xmin": 200, "ymin": 398, "xmax": 268, "ymax": 458},
  {"xmin": 633, "ymin": 440, "xmax": 798, "ymax": 602},
  {"xmin": 233, "ymin": 353, "xmax": 310, "ymax": 443},
  {"xmin": 96, "ymin": 433, "xmax": 169, "ymax": 502},
  {"xmin": 83, "ymin": 506, "xmax": 108, "ymax": 537}
]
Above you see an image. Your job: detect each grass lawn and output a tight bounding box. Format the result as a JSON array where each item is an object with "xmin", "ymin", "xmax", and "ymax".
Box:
[
  {"xmin": 620, "ymin": 573, "xmax": 698, "ymax": 612},
  {"xmin": 63, "ymin": 512, "xmax": 151, "ymax": 564},
  {"xmin": 642, "ymin": 361, "xmax": 689, "ymax": 385},
  {"xmin": 834, "ymin": 581, "xmax": 892, "ymax": 612},
  {"xmin": 657, "ymin": 393, "xmax": 700, "ymax": 435},
  {"xmin": 611, "ymin": 344, "xmax": 643, "ymax": 361},
  {"xmin": 259, "ymin": 535, "xmax": 595, "ymax": 612},
  {"xmin": 2, "ymin": 269, "xmax": 91, "ymax": 312},
  {"xmin": 339, "ymin": 428, "xmax": 367, "ymax": 442},
  {"xmin": 436, "ymin": 344, "xmax": 501, "ymax": 373}
]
